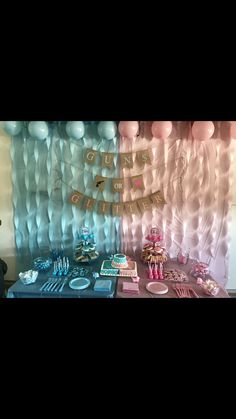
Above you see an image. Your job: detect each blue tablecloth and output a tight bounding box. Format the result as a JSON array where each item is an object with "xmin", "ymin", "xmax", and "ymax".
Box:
[{"xmin": 7, "ymin": 256, "xmax": 117, "ymax": 298}]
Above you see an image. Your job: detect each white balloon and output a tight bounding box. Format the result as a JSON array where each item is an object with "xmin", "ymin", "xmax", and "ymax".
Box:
[
  {"xmin": 28, "ymin": 121, "xmax": 49, "ymax": 140},
  {"xmin": 66, "ymin": 121, "xmax": 85, "ymax": 140},
  {"xmin": 4, "ymin": 121, "xmax": 22, "ymax": 136}
]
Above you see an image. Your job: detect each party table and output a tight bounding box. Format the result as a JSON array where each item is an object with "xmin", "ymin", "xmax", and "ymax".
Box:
[
  {"xmin": 116, "ymin": 258, "xmax": 230, "ymax": 298},
  {"xmin": 6, "ymin": 254, "xmax": 230, "ymax": 298},
  {"xmin": 7, "ymin": 255, "xmax": 117, "ymax": 298}
]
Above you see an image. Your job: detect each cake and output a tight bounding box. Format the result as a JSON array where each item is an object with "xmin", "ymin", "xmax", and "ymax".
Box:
[
  {"xmin": 119, "ymin": 267, "xmax": 137, "ymax": 277},
  {"xmin": 100, "ymin": 257, "xmax": 137, "ymax": 278},
  {"xmin": 111, "ymin": 254, "xmax": 128, "ymax": 269},
  {"xmin": 141, "ymin": 226, "xmax": 168, "ymax": 264},
  {"xmin": 100, "ymin": 260, "xmax": 119, "ymax": 276}
]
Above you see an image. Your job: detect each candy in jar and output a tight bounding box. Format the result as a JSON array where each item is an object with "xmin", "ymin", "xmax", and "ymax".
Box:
[{"xmin": 177, "ymin": 250, "xmax": 189, "ymax": 265}]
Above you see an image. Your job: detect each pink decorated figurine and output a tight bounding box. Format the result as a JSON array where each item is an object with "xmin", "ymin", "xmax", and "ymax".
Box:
[
  {"xmin": 153, "ymin": 263, "xmax": 159, "ymax": 280},
  {"xmin": 148, "ymin": 262, "xmax": 154, "ymax": 280},
  {"xmin": 159, "ymin": 262, "xmax": 164, "ymax": 280}
]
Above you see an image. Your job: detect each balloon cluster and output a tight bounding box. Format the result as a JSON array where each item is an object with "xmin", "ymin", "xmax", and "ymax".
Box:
[
  {"xmin": 3, "ymin": 121, "xmax": 236, "ymax": 140},
  {"xmin": 150, "ymin": 121, "xmax": 216, "ymax": 140},
  {"xmin": 98, "ymin": 121, "xmax": 139, "ymax": 140},
  {"xmin": 3, "ymin": 121, "xmax": 49, "ymax": 140},
  {"xmin": 2, "ymin": 120, "xmax": 140, "ymax": 141}
]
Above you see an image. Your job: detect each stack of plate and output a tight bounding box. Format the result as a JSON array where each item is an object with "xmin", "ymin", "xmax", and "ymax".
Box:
[
  {"xmin": 146, "ymin": 282, "xmax": 169, "ymax": 295},
  {"xmin": 69, "ymin": 277, "xmax": 91, "ymax": 290}
]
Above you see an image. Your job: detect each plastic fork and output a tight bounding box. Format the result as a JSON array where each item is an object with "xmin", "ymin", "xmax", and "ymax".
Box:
[{"xmin": 173, "ymin": 284, "xmax": 191, "ymax": 298}]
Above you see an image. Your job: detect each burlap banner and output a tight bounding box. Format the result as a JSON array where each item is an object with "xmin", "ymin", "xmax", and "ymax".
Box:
[
  {"xmin": 101, "ymin": 152, "xmax": 115, "ymax": 169},
  {"xmin": 131, "ymin": 175, "xmax": 145, "ymax": 191},
  {"xmin": 112, "ymin": 178, "xmax": 124, "ymax": 193},
  {"xmin": 112, "ymin": 203, "xmax": 125, "ymax": 217},
  {"xmin": 83, "ymin": 196, "xmax": 96, "ymax": 211},
  {"xmin": 85, "ymin": 149, "xmax": 98, "ymax": 165},
  {"xmin": 98, "ymin": 201, "xmax": 111, "ymax": 215},
  {"xmin": 125, "ymin": 201, "xmax": 140, "ymax": 215},
  {"xmin": 69, "ymin": 191, "xmax": 84, "ymax": 205},
  {"xmin": 92, "ymin": 174, "xmax": 144, "ymax": 193},
  {"xmin": 69, "ymin": 190, "xmax": 166, "ymax": 216},
  {"xmin": 150, "ymin": 191, "xmax": 166, "ymax": 206},
  {"xmin": 84, "ymin": 148, "xmax": 152, "ymax": 169},
  {"xmin": 136, "ymin": 149, "xmax": 152, "ymax": 167},
  {"xmin": 94, "ymin": 175, "xmax": 106, "ymax": 192}
]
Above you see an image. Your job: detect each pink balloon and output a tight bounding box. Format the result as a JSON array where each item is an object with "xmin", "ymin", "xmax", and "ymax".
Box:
[
  {"xmin": 192, "ymin": 121, "xmax": 215, "ymax": 141},
  {"xmin": 151, "ymin": 121, "xmax": 172, "ymax": 139},
  {"xmin": 230, "ymin": 121, "xmax": 236, "ymax": 139},
  {"xmin": 118, "ymin": 121, "xmax": 139, "ymax": 139}
]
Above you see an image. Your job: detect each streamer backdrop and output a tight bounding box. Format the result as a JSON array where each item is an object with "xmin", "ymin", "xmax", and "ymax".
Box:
[{"xmin": 9, "ymin": 121, "xmax": 234, "ymax": 286}]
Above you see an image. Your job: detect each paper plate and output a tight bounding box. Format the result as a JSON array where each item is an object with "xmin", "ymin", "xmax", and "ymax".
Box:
[
  {"xmin": 146, "ymin": 282, "xmax": 169, "ymax": 295},
  {"xmin": 69, "ymin": 277, "xmax": 91, "ymax": 290}
]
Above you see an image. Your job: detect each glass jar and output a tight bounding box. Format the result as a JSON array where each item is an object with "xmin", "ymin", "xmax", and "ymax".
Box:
[
  {"xmin": 177, "ymin": 250, "xmax": 189, "ymax": 265},
  {"xmin": 33, "ymin": 257, "xmax": 52, "ymax": 272},
  {"xmin": 190, "ymin": 261, "xmax": 209, "ymax": 279}
]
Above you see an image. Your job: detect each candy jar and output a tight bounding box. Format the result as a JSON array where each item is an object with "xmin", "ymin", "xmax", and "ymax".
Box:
[
  {"xmin": 177, "ymin": 249, "xmax": 189, "ymax": 265},
  {"xmin": 190, "ymin": 261, "xmax": 209, "ymax": 279}
]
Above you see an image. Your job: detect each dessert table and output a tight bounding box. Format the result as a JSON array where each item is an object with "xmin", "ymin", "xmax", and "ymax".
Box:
[
  {"xmin": 6, "ymin": 254, "xmax": 230, "ymax": 298},
  {"xmin": 116, "ymin": 258, "xmax": 230, "ymax": 298}
]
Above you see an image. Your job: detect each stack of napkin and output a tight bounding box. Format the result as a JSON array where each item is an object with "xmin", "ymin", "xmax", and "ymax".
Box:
[
  {"xmin": 122, "ymin": 282, "xmax": 139, "ymax": 294},
  {"xmin": 94, "ymin": 280, "xmax": 112, "ymax": 292}
]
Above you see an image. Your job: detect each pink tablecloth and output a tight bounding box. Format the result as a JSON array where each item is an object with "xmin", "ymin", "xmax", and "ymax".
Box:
[{"xmin": 116, "ymin": 258, "xmax": 230, "ymax": 298}]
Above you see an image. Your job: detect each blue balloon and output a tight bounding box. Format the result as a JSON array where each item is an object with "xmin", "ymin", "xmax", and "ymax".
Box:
[
  {"xmin": 28, "ymin": 121, "xmax": 49, "ymax": 140},
  {"xmin": 4, "ymin": 121, "xmax": 22, "ymax": 136},
  {"xmin": 66, "ymin": 121, "xmax": 85, "ymax": 140},
  {"xmin": 98, "ymin": 121, "xmax": 117, "ymax": 140}
]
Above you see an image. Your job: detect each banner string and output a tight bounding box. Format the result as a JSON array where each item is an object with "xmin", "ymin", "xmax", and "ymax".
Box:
[
  {"xmin": 55, "ymin": 171, "xmax": 184, "ymax": 200},
  {"xmin": 56, "ymin": 155, "xmax": 186, "ymax": 181},
  {"xmin": 64, "ymin": 137, "xmax": 185, "ymax": 158}
]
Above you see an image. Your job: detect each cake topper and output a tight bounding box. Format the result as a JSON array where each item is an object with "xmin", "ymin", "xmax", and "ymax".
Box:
[
  {"xmin": 78, "ymin": 226, "xmax": 95, "ymax": 245},
  {"xmin": 145, "ymin": 225, "xmax": 163, "ymax": 244}
]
